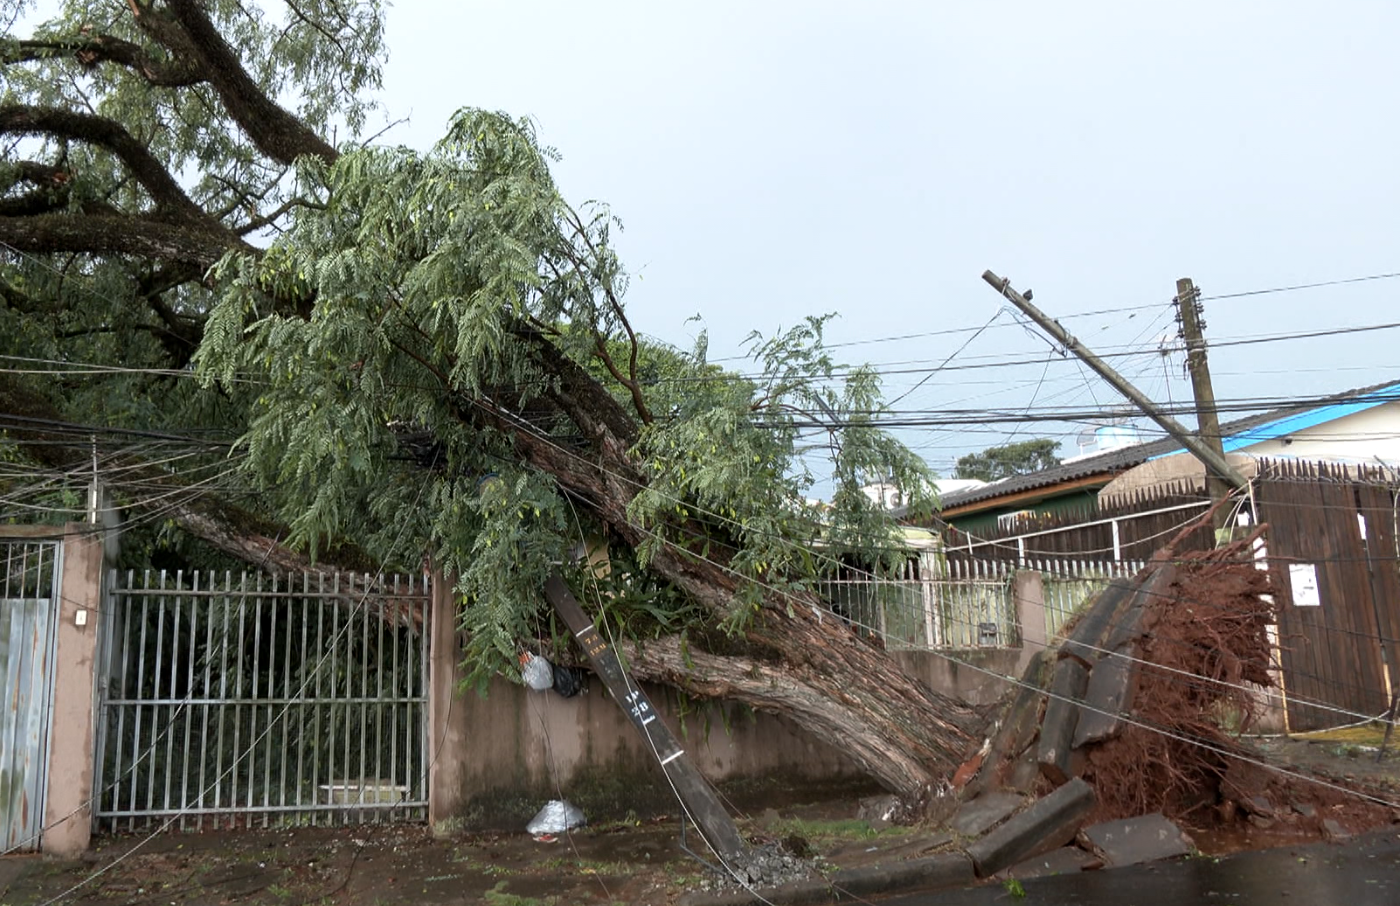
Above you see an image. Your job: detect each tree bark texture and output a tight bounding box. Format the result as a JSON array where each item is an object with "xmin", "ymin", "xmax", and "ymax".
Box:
[{"xmin": 615, "ymin": 596, "xmax": 983, "ymax": 802}]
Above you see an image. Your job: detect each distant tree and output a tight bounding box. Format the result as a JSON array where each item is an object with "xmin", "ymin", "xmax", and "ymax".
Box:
[{"xmin": 955, "ymin": 439, "xmax": 1062, "ymax": 482}]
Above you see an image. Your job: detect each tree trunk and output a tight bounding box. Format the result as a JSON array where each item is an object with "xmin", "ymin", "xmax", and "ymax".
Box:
[
  {"xmin": 618, "ymin": 604, "xmax": 984, "ymax": 805},
  {"xmin": 498, "ymin": 355, "xmax": 989, "ymax": 805}
]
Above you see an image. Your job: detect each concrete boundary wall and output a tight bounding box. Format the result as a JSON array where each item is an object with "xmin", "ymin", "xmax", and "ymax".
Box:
[
  {"xmin": 426, "ymin": 577, "xmax": 863, "ymax": 830},
  {"xmin": 426, "ymin": 571, "xmax": 1052, "ymax": 830},
  {"xmin": 3, "ymin": 539, "xmax": 1059, "ymax": 849}
]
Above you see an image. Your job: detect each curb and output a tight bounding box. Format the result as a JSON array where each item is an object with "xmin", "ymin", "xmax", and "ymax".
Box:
[{"xmin": 677, "ymin": 852, "xmax": 974, "ymax": 906}]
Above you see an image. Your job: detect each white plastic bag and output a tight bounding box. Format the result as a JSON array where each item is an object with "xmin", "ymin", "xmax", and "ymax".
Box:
[
  {"xmin": 521, "ymin": 652, "xmax": 554, "ymax": 691},
  {"xmin": 526, "ymin": 799, "xmax": 586, "ymax": 835}
]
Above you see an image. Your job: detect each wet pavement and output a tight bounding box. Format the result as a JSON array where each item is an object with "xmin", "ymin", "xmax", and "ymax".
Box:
[{"xmin": 879, "ymin": 828, "xmax": 1400, "ymax": 906}]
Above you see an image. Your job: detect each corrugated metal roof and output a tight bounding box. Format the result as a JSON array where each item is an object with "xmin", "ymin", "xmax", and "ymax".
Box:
[{"xmin": 937, "ymin": 378, "xmax": 1400, "ymax": 511}]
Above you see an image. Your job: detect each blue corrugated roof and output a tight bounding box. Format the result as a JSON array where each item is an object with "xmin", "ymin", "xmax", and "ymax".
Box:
[
  {"xmin": 1216, "ymin": 381, "xmax": 1400, "ymax": 453},
  {"xmin": 939, "ymin": 378, "xmax": 1400, "ymax": 511}
]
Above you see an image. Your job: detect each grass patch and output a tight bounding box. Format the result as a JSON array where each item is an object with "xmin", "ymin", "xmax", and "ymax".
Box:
[
  {"xmin": 1294, "ymin": 723, "xmax": 1390, "ymax": 746},
  {"xmin": 766, "ymin": 817, "xmax": 915, "ymax": 846},
  {"xmin": 483, "ymin": 881, "xmax": 558, "ymax": 905}
]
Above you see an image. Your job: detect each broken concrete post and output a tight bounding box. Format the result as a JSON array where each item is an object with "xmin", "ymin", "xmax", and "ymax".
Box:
[
  {"xmin": 966, "ymin": 650, "xmax": 1049, "ymax": 797},
  {"xmin": 950, "ymin": 791, "xmax": 1026, "ymax": 837},
  {"xmin": 1068, "ymin": 565, "xmax": 1180, "ymax": 748},
  {"xmin": 967, "ymin": 777, "xmax": 1097, "ymax": 878},
  {"xmin": 1037, "ymin": 657, "xmax": 1088, "ymax": 784},
  {"xmin": 1072, "ymin": 642, "xmax": 1136, "ymax": 747},
  {"xmin": 1060, "ymin": 577, "xmax": 1135, "ymax": 666},
  {"xmin": 1078, "ymin": 812, "xmax": 1193, "ymax": 867},
  {"xmin": 1102, "ymin": 564, "xmax": 1176, "ymax": 652}
]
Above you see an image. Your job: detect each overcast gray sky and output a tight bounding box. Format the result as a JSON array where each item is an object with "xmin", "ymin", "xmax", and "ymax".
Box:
[{"xmin": 387, "ymin": 2, "xmax": 1396, "ymax": 473}]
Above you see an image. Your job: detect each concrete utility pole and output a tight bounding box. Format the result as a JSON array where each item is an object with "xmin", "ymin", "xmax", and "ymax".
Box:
[
  {"xmin": 1175, "ymin": 277, "xmax": 1233, "ymax": 529},
  {"xmin": 542, "ymin": 573, "xmax": 752, "ymax": 868},
  {"xmin": 982, "ymin": 270, "xmax": 1248, "ymax": 493}
]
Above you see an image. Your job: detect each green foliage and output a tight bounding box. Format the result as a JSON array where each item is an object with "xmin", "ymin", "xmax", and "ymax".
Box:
[
  {"xmin": 954, "ymin": 438, "xmax": 1062, "ymax": 482},
  {"xmin": 0, "ymin": 0, "xmax": 389, "ymax": 570},
  {"xmin": 191, "ymin": 106, "xmax": 940, "ymax": 682},
  {"xmin": 3, "ymin": 3, "xmax": 940, "ymax": 691}
]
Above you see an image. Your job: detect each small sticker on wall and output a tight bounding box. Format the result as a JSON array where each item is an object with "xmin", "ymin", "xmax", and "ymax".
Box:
[{"xmin": 1289, "ymin": 562, "xmax": 1321, "ymax": 607}]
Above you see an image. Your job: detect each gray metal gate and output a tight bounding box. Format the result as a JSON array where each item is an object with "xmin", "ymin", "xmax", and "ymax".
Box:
[
  {"xmin": 95, "ymin": 570, "xmax": 430, "ymax": 830},
  {"xmin": 0, "ymin": 539, "xmax": 62, "ymax": 851}
]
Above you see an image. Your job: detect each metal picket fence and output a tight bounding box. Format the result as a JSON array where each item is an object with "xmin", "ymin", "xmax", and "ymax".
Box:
[
  {"xmin": 819, "ymin": 554, "xmax": 1146, "ymax": 651},
  {"xmin": 818, "ymin": 554, "xmax": 1019, "ymax": 650},
  {"xmin": 1037, "ymin": 558, "xmax": 1147, "ymax": 639},
  {"xmin": 94, "ymin": 570, "xmax": 430, "ymax": 831}
]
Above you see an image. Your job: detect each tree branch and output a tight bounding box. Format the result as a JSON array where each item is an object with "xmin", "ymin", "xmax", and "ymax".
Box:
[
  {"xmin": 235, "ymin": 194, "xmax": 324, "ymax": 235},
  {"xmin": 0, "ymin": 211, "xmax": 243, "ymax": 269},
  {"xmin": 160, "ymin": 0, "xmax": 339, "ymax": 166},
  {"xmin": 561, "ymin": 206, "xmax": 653, "ymax": 423},
  {"xmin": 0, "ymin": 105, "xmax": 212, "ymax": 223},
  {"xmin": 3, "ymin": 34, "xmax": 203, "ymax": 86}
]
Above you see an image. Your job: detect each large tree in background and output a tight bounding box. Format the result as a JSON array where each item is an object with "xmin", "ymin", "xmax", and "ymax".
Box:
[
  {"xmin": 0, "ymin": 1, "xmax": 980, "ymax": 804},
  {"xmin": 955, "ymin": 438, "xmax": 1062, "ymax": 482}
]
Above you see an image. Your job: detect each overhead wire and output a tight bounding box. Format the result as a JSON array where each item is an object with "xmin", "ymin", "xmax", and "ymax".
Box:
[
  {"xmin": 884, "ymin": 308, "xmax": 1004, "ymax": 408},
  {"xmin": 1201, "ymin": 270, "xmax": 1400, "ymax": 301},
  {"xmin": 658, "ymin": 319, "xmax": 1400, "ymax": 388},
  {"xmin": 9, "ymin": 243, "xmax": 1400, "ymax": 858},
  {"xmin": 475, "ymin": 396, "xmax": 1395, "ymax": 742}
]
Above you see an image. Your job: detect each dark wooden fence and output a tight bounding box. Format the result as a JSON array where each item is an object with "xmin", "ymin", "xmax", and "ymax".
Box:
[
  {"xmin": 939, "ymin": 460, "xmax": 1400, "ymax": 733},
  {"xmin": 1253, "ymin": 459, "xmax": 1399, "ymax": 731}
]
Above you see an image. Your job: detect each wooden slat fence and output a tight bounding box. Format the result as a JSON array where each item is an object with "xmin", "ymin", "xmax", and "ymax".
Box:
[
  {"xmin": 1254, "ymin": 459, "xmax": 1397, "ymax": 732},
  {"xmin": 943, "ymin": 481, "xmax": 1214, "ymax": 567}
]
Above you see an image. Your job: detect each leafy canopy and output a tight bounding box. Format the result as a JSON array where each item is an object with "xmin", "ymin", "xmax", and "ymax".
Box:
[{"xmin": 197, "ymin": 109, "xmax": 937, "ymax": 686}]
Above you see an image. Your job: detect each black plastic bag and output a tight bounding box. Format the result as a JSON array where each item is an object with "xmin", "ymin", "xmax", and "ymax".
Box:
[{"xmin": 552, "ymin": 665, "xmax": 585, "ymax": 698}]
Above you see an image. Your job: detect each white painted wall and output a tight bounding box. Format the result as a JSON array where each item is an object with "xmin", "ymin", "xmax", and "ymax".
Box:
[{"xmin": 1242, "ymin": 400, "xmax": 1400, "ymax": 466}]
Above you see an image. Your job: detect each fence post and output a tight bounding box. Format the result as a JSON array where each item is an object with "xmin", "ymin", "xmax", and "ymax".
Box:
[
  {"xmin": 426, "ymin": 567, "xmax": 466, "ymax": 832},
  {"xmin": 43, "ymin": 525, "xmax": 103, "ymax": 856},
  {"xmin": 1012, "ymin": 570, "xmax": 1047, "ymax": 674},
  {"xmin": 920, "ymin": 550, "xmax": 941, "ymax": 648}
]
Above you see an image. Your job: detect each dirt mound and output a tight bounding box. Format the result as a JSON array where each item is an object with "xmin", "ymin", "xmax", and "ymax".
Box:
[
  {"xmin": 1086, "ymin": 539, "xmax": 1277, "ymax": 820},
  {"xmin": 974, "ymin": 515, "xmax": 1398, "ymax": 843}
]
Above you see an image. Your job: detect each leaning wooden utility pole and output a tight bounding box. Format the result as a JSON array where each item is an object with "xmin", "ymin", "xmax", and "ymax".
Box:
[
  {"xmin": 1175, "ymin": 277, "xmax": 1233, "ymax": 531},
  {"xmin": 982, "ymin": 270, "xmax": 1249, "ymax": 493},
  {"xmin": 542, "ymin": 573, "xmax": 752, "ymax": 868}
]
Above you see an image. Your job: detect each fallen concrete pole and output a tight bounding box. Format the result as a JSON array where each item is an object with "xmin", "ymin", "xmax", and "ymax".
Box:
[
  {"xmin": 1036, "ymin": 658, "xmax": 1088, "ymax": 783},
  {"xmin": 967, "ymin": 777, "xmax": 1097, "ymax": 878},
  {"xmin": 1060, "ymin": 577, "xmax": 1135, "ymax": 666}
]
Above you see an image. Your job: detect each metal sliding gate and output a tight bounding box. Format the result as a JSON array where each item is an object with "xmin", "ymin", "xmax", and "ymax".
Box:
[
  {"xmin": 0, "ymin": 539, "xmax": 62, "ymax": 851},
  {"xmin": 95, "ymin": 571, "xmax": 430, "ymax": 830}
]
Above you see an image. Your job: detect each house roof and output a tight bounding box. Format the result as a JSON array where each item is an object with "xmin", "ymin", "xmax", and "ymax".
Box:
[{"xmin": 937, "ymin": 378, "xmax": 1400, "ymax": 513}]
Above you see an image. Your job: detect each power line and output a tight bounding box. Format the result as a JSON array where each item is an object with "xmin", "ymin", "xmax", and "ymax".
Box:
[
  {"xmin": 475, "ymin": 393, "xmax": 1397, "ymax": 724},
  {"xmin": 885, "ymin": 308, "xmax": 1004, "ymax": 408},
  {"xmin": 697, "ymin": 267, "xmax": 1400, "ymax": 362},
  {"xmin": 1202, "ymin": 270, "xmax": 1400, "ymax": 301},
  {"xmin": 649, "ymin": 320, "xmax": 1400, "ymax": 387}
]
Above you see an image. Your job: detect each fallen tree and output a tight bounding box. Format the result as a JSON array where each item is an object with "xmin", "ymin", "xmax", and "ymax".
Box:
[{"xmin": 2, "ymin": 0, "xmax": 980, "ymax": 805}]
